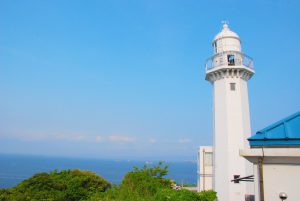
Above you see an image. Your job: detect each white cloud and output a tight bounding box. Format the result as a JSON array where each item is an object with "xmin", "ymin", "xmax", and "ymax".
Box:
[
  {"xmin": 54, "ymin": 133, "xmax": 87, "ymax": 141},
  {"xmin": 148, "ymin": 138, "xmax": 156, "ymax": 144},
  {"xmin": 95, "ymin": 136, "xmax": 104, "ymax": 142},
  {"xmin": 178, "ymin": 138, "xmax": 191, "ymax": 144},
  {"xmin": 55, "ymin": 134, "xmax": 66, "ymax": 140},
  {"xmin": 5, "ymin": 129, "xmax": 50, "ymax": 141},
  {"xmin": 73, "ymin": 135, "xmax": 86, "ymax": 141},
  {"xmin": 108, "ymin": 135, "xmax": 136, "ymax": 143},
  {"xmin": 5, "ymin": 129, "xmax": 137, "ymax": 144}
]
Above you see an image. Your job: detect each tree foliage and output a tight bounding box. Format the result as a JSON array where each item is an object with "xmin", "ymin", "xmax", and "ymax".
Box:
[
  {"xmin": 133, "ymin": 161, "xmax": 169, "ymax": 178},
  {"xmin": 98, "ymin": 162, "xmax": 217, "ymax": 201},
  {"xmin": 0, "ymin": 163, "xmax": 217, "ymax": 201},
  {"xmin": 198, "ymin": 190, "xmax": 217, "ymax": 201},
  {"xmin": 0, "ymin": 169, "xmax": 111, "ymax": 201}
]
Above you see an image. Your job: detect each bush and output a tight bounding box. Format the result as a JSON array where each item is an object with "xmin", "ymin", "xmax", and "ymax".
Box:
[
  {"xmin": 198, "ymin": 190, "xmax": 217, "ymax": 201},
  {"xmin": 100, "ymin": 162, "xmax": 171, "ymax": 201},
  {"xmin": 0, "ymin": 169, "xmax": 111, "ymax": 201},
  {"xmin": 99, "ymin": 162, "xmax": 217, "ymax": 201},
  {"xmin": 155, "ymin": 189, "xmax": 202, "ymax": 201},
  {"xmin": 0, "ymin": 189, "xmax": 11, "ymax": 201},
  {"xmin": 0, "ymin": 163, "xmax": 217, "ymax": 201}
]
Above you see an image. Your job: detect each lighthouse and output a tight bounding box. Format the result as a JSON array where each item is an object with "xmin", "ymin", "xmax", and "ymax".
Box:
[{"xmin": 205, "ymin": 23, "xmax": 254, "ymax": 201}]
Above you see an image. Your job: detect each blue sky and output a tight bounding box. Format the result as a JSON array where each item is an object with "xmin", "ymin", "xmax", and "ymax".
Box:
[{"xmin": 0, "ymin": 0, "xmax": 299, "ymax": 161}]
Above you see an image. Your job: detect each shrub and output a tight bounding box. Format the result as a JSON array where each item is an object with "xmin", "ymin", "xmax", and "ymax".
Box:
[
  {"xmin": 198, "ymin": 190, "xmax": 217, "ymax": 201},
  {"xmin": 0, "ymin": 169, "xmax": 111, "ymax": 201},
  {"xmin": 0, "ymin": 163, "xmax": 217, "ymax": 201},
  {"xmin": 155, "ymin": 189, "xmax": 201, "ymax": 201},
  {"xmin": 99, "ymin": 162, "xmax": 217, "ymax": 201}
]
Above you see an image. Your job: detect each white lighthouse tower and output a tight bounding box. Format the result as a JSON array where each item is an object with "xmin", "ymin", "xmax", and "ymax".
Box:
[{"xmin": 205, "ymin": 23, "xmax": 254, "ymax": 201}]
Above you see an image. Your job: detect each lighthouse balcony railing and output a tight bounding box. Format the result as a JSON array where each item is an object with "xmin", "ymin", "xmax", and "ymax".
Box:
[{"xmin": 205, "ymin": 51, "xmax": 254, "ymax": 71}]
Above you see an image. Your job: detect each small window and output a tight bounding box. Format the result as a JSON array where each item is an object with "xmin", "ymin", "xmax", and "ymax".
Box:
[
  {"xmin": 204, "ymin": 152, "xmax": 213, "ymax": 166},
  {"xmin": 227, "ymin": 54, "xmax": 235, "ymax": 66},
  {"xmin": 230, "ymin": 83, "xmax": 236, "ymax": 91},
  {"xmin": 213, "ymin": 42, "xmax": 217, "ymax": 53}
]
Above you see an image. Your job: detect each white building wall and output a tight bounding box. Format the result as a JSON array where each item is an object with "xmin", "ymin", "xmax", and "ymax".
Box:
[
  {"xmin": 213, "ymin": 77, "xmax": 253, "ymax": 200},
  {"xmin": 263, "ymin": 164, "xmax": 300, "ymax": 201},
  {"xmin": 215, "ymin": 37, "xmax": 241, "ymax": 53},
  {"xmin": 241, "ymin": 148, "xmax": 300, "ymax": 201},
  {"xmin": 240, "ymin": 79, "xmax": 255, "ymax": 195},
  {"xmin": 213, "ymin": 78, "xmax": 229, "ymax": 199},
  {"xmin": 197, "ymin": 146, "xmax": 213, "ymax": 192},
  {"xmin": 253, "ymin": 163, "xmax": 259, "ymax": 200}
]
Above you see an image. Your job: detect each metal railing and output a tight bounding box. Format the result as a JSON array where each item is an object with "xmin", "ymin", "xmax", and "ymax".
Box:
[{"xmin": 205, "ymin": 51, "xmax": 254, "ymax": 71}]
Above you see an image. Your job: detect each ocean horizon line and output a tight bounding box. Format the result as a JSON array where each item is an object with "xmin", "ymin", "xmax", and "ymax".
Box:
[{"xmin": 0, "ymin": 152, "xmax": 197, "ymax": 163}]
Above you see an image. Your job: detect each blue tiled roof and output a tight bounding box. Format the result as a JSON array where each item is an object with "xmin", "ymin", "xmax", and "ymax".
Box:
[{"xmin": 248, "ymin": 111, "xmax": 300, "ymax": 147}]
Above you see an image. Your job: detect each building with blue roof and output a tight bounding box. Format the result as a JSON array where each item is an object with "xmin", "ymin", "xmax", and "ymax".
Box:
[
  {"xmin": 248, "ymin": 111, "xmax": 300, "ymax": 147},
  {"xmin": 241, "ymin": 111, "xmax": 300, "ymax": 201}
]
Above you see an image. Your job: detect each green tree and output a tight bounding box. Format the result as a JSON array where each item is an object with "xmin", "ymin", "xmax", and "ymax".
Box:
[
  {"xmin": 98, "ymin": 162, "xmax": 217, "ymax": 201},
  {"xmin": 155, "ymin": 188, "xmax": 202, "ymax": 201},
  {"xmin": 133, "ymin": 161, "xmax": 169, "ymax": 178},
  {"xmin": 99, "ymin": 161, "xmax": 171, "ymax": 201},
  {"xmin": 1, "ymin": 164, "xmax": 217, "ymax": 201},
  {"xmin": 0, "ymin": 169, "xmax": 111, "ymax": 201},
  {"xmin": 198, "ymin": 190, "xmax": 217, "ymax": 201}
]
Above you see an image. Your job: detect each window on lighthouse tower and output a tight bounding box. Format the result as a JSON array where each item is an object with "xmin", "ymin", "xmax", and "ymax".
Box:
[
  {"xmin": 227, "ymin": 54, "xmax": 235, "ymax": 66},
  {"xmin": 213, "ymin": 42, "xmax": 217, "ymax": 53},
  {"xmin": 230, "ymin": 83, "xmax": 236, "ymax": 91}
]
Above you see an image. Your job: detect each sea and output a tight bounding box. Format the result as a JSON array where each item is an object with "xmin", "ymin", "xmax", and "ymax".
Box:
[{"xmin": 0, "ymin": 154, "xmax": 197, "ymax": 189}]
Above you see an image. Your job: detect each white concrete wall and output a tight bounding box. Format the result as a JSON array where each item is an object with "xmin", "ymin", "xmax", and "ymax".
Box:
[
  {"xmin": 215, "ymin": 37, "xmax": 241, "ymax": 53},
  {"xmin": 253, "ymin": 164, "xmax": 259, "ymax": 201},
  {"xmin": 213, "ymin": 76, "xmax": 253, "ymax": 201},
  {"xmin": 198, "ymin": 146, "xmax": 213, "ymax": 192},
  {"xmin": 264, "ymin": 164, "xmax": 300, "ymax": 201},
  {"xmin": 241, "ymin": 148, "xmax": 300, "ymax": 201},
  {"xmin": 213, "ymin": 78, "xmax": 229, "ymax": 200},
  {"xmin": 239, "ymin": 79, "xmax": 255, "ymax": 196}
]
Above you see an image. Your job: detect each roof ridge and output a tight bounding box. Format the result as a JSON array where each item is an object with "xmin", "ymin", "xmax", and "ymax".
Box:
[
  {"xmin": 249, "ymin": 111, "xmax": 300, "ymax": 147},
  {"xmin": 256, "ymin": 111, "xmax": 300, "ymax": 135}
]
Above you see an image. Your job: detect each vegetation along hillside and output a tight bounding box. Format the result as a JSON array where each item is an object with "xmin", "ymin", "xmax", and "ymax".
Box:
[{"xmin": 0, "ymin": 162, "xmax": 216, "ymax": 201}]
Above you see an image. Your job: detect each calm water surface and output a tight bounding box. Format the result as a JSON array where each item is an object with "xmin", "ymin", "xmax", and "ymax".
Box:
[{"xmin": 0, "ymin": 154, "xmax": 197, "ymax": 188}]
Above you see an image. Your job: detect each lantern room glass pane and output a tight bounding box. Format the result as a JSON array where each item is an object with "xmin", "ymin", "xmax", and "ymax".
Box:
[{"xmin": 227, "ymin": 54, "xmax": 235, "ymax": 66}]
